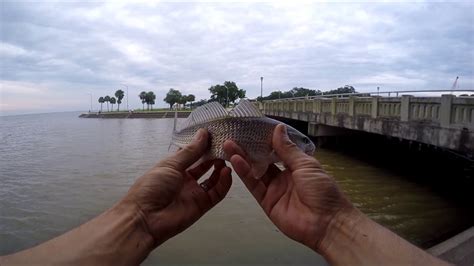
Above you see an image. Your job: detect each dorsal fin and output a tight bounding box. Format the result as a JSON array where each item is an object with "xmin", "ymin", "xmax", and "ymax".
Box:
[
  {"xmin": 229, "ymin": 99, "xmax": 264, "ymax": 117},
  {"xmin": 180, "ymin": 101, "xmax": 228, "ymax": 130}
]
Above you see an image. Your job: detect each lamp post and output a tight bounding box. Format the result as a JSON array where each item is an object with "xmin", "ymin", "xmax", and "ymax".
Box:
[{"xmin": 260, "ymin": 76, "xmax": 263, "ymax": 101}]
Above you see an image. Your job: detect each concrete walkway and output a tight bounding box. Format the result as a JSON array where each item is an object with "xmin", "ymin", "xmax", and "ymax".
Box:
[{"xmin": 428, "ymin": 226, "xmax": 474, "ymax": 265}]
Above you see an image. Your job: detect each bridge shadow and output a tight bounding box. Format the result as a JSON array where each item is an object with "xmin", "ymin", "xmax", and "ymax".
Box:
[{"xmin": 277, "ymin": 117, "xmax": 474, "ymax": 247}]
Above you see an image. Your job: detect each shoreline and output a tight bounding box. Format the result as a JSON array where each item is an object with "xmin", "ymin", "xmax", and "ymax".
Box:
[{"xmin": 79, "ymin": 111, "xmax": 191, "ymax": 119}]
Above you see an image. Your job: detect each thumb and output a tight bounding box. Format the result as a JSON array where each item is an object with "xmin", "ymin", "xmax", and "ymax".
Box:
[
  {"xmin": 162, "ymin": 128, "xmax": 209, "ymax": 171},
  {"xmin": 272, "ymin": 124, "xmax": 307, "ymax": 170}
]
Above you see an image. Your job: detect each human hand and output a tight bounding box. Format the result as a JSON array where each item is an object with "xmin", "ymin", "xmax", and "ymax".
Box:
[
  {"xmin": 122, "ymin": 128, "xmax": 232, "ymax": 247},
  {"xmin": 223, "ymin": 124, "xmax": 353, "ymax": 252}
]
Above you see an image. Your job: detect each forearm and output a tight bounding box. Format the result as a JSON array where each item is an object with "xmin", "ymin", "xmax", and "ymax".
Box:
[
  {"xmin": 318, "ymin": 208, "xmax": 450, "ymax": 266},
  {"xmin": 0, "ymin": 201, "xmax": 154, "ymax": 266}
]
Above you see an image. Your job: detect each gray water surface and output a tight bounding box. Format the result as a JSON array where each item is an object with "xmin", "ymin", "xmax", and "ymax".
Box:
[{"xmin": 0, "ymin": 112, "xmax": 471, "ymax": 265}]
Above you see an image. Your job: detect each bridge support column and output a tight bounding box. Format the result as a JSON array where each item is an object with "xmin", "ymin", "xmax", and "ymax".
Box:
[
  {"xmin": 331, "ymin": 98, "xmax": 337, "ymax": 115},
  {"xmin": 401, "ymin": 95, "xmax": 412, "ymax": 122},
  {"xmin": 440, "ymin": 94, "xmax": 454, "ymax": 127},
  {"xmin": 371, "ymin": 97, "xmax": 379, "ymax": 118},
  {"xmin": 349, "ymin": 96, "xmax": 355, "ymax": 116}
]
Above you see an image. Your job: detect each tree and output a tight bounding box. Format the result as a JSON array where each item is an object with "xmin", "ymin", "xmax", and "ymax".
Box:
[
  {"xmin": 194, "ymin": 99, "xmax": 208, "ymax": 107},
  {"xmin": 326, "ymin": 85, "xmax": 356, "ymax": 95},
  {"xmin": 104, "ymin": 95, "xmax": 111, "ymax": 112},
  {"xmin": 209, "ymin": 81, "xmax": 246, "ymax": 107},
  {"xmin": 164, "ymin": 89, "xmax": 182, "ymax": 110},
  {"xmin": 186, "ymin": 94, "xmax": 195, "ymax": 109},
  {"xmin": 139, "ymin": 91, "xmax": 147, "ymax": 110},
  {"xmin": 98, "ymin": 97, "xmax": 105, "ymax": 112},
  {"xmin": 110, "ymin": 97, "xmax": 116, "ymax": 111},
  {"xmin": 145, "ymin": 91, "xmax": 156, "ymax": 110},
  {"xmin": 115, "ymin": 90, "xmax": 124, "ymax": 111}
]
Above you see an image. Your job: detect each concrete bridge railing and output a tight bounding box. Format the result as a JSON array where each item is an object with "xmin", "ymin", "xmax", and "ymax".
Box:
[{"xmin": 262, "ymin": 94, "xmax": 474, "ymax": 154}]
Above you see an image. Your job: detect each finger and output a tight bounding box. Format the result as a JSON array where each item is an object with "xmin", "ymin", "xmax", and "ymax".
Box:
[
  {"xmin": 161, "ymin": 128, "xmax": 209, "ymax": 171},
  {"xmin": 199, "ymin": 160, "xmax": 225, "ymax": 191},
  {"xmin": 190, "ymin": 165, "xmax": 231, "ymax": 214},
  {"xmin": 272, "ymin": 124, "xmax": 308, "ymax": 171},
  {"xmin": 206, "ymin": 166, "xmax": 232, "ymax": 206},
  {"xmin": 229, "ymin": 154, "xmax": 267, "ymax": 203},
  {"xmin": 187, "ymin": 159, "xmax": 216, "ymax": 180},
  {"xmin": 223, "ymin": 140, "xmax": 248, "ymax": 161},
  {"xmin": 260, "ymin": 163, "xmax": 281, "ymax": 187}
]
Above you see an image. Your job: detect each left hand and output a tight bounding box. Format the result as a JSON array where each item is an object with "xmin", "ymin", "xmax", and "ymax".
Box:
[{"xmin": 121, "ymin": 128, "xmax": 233, "ymax": 247}]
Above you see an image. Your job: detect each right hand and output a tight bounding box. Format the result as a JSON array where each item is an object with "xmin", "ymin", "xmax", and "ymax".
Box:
[{"xmin": 223, "ymin": 124, "xmax": 354, "ymax": 252}]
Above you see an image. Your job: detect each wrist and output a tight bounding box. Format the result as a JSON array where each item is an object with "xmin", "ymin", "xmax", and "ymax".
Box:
[
  {"xmin": 315, "ymin": 206, "xmax": 364, "ymax": 257},
  {"xmin": 102, "ymin": 200, "xmax": 155, "ymax": 264}
]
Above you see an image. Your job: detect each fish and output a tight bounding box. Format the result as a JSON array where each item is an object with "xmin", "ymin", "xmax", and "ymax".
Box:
[{"xmin": 171, "ymin": 99, "xmax": 316, "ymax": 178}]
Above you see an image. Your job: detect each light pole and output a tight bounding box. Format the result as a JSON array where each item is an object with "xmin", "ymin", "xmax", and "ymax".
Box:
[{"xmin": 260, "ymin": 76, "xmax": 263, "ymax": 101}]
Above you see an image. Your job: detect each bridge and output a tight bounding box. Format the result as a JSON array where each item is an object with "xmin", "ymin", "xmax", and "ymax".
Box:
[{"xmin": 261, "ymin": 91, "xmax": 474, "ymax": 156}]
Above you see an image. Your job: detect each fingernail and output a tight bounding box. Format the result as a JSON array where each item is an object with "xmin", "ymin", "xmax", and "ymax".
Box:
[{"xmin": 194, "ymin": 129, "xmax": 204, "ymax": 141}]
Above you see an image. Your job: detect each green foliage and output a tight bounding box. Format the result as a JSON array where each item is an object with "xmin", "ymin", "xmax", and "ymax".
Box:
[
  {"xmin": 104, "ymin": 95, "xmax": 111, "ymax": 111},
  {"xmin": 145, "ymin": 91, "xmax": 156, "ymax": 110},
  {"xmin": 325, "ymin": 85, "xmax": 356, "ymax": 95},
  {"xmin": 98, "ymin": 97, "xmax": 105, "ymax": 112},
  {"xmin": 260, "ymin": 85, "xmax": 357, "ymax": 101},
  {"xmin": 164, "ymin": 89, "xmax": 182, "ymax": 109},
  {"xmin": 194, "ymin": 99, "xmax": 208, "ymax": 107},
  {"xmin": 139, "ymin": 91, "xmax": 147, "ymax": 110},
  {"xmin": 115, "ymin": 89, "xmax": 124, "ymax": 111},
  {"xmin": 209, "ymin": 81, "xmax": 246, "ymax": 107}
]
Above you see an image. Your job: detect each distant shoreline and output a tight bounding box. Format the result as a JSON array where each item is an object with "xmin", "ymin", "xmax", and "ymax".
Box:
[{"xmin": 79, "ymin": 111, "xmax": 191, "ymax": 119}]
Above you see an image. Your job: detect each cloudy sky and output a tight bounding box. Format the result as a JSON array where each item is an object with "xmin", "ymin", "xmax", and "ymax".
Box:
[{"xmin": 1, "ymin": 1, "xmax": 473, "ymax": 115}]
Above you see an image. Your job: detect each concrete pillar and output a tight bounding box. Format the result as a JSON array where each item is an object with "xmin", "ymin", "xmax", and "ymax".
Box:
[
  {"xmin": 302, "ymin": 100, "xmax": 306, "ymax": 113},
  {"xmin": 349, "ymin": 96, "xmax": 355, "ymax": 117},
  {"xmin": 371, "ymin": 97, "xmax": 379, "ymax": 119},
  {"xmin": 315, "ymin": 99, "xmax": 322, "ymax": 114},
  {"xmin": 331, "ymin": 98, "xmax": 337, "ymax": 115},
  {"xmin": 401, "ymin": 95, "xmax": 411, "ymax": 122},
  {"xmin": 440, "ymin": 94, "xmax": 454, "ymax": 127}
]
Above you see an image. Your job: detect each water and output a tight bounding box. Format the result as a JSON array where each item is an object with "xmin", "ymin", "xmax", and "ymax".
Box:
[{"xmin": 0, "ymin": 112, "xmax": 472, "ymax": 264}]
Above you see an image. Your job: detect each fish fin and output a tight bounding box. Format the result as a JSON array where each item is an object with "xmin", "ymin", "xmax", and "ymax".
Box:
[
  {"xmin": 250, "ymin": 159, "xmax": 271, "ymax": 179},
  {"xmin": 180, "ymin": 102, "xmax": 228, "ymax": 130},
  {"xmin": 228, "ymin": 99, "xmax": 264, "ymax": 118}
]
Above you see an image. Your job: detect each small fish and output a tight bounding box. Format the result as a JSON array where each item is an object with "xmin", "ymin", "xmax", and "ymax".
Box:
[{"xmin": 171, "ymin": 99, "xmax": 315, "ymax": 178}]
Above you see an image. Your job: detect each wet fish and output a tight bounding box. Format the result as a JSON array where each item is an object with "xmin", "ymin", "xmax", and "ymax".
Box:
[{"xmin": 171, "ymin": 99, "xmax": 315, "ymax": 178}]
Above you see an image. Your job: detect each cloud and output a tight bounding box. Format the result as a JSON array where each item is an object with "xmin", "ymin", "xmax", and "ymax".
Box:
[{"xmin": 0, "ymin": 1, "xmax": 473, "ymax": 114}]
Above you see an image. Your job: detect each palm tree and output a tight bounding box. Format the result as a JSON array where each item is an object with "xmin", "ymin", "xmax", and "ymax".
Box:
[
  {"xmin": 139, "ymin": 91, "xmax": 147, "ymax": 110},
  {"xmin": 110, "ymin": 97, "xmax": 116, "ymax": 112},
  {"xmin": 115, "ymin": 90, "xmax": 124, "ymax": 111},
  {"xmin": 104, "ymin": 95, "xmax": 111, "ymax": 112},
  {"xmin": 145, "ymin": 91, "xmax": 156, "ymax": 111},
  {"xmin": 98, "ymin": 97, "xmax": 105, "ymax": 112}
]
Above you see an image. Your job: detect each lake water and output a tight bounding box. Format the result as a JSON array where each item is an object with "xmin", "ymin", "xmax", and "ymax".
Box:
[{"xmin": 1, "ymin": 112, "xmax": 472, "ymax": 265}]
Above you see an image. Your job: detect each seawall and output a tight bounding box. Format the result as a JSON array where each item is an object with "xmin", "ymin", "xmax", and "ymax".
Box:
[{"xmin": 79, "ymin": 111, "xmax": 191, "ymax": 119}]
